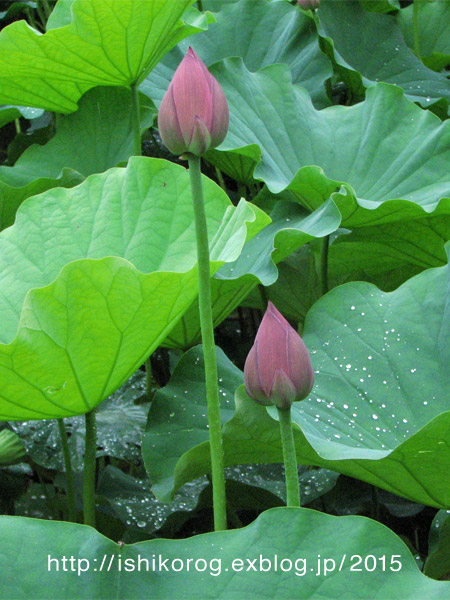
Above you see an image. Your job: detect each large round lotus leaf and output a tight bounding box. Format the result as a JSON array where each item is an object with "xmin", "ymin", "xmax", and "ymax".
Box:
[
  {"xmin": 0, "ymin": 157, "xmax": 263, "ymax": 420},
  {"xmin": 145, "ymin": 249, "xmax": 450, "ymax": 508},
  {"xmin": 142, "ymin": 0, "xmax": 332, "ymax": 108},
  {"xmin": 0, "ymin": 0, "xmax": 209, "ymax": 112},
  {"xmin": 164, "ymin": 199, "xmax": 341, "ymax": 349},
  {"xmin": 317, "ymin": 0, "xmax": 450, "ymax": 115},
  {"xmin": 205, "ymin": 59, "xmax": 450, "ymax": 227},
  {"xmin": 0, "ymin": 86, "xmax": 154, "ymax": 231},
  {"xmin": 0, "ymin": 508, "xmax": 448, "ymax": 599}
]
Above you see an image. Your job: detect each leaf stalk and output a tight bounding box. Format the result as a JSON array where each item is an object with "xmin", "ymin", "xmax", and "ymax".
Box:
[{"xmin": 57, "ymin": 418, "xmax": 76, "ymax": 522}]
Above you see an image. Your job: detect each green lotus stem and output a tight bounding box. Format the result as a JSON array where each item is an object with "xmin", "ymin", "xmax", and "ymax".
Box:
[
  {"xmin": 413, "ymin": 0, "xmax": 421, "ymax": 59},
  {"xmin": 41, "ymin": 0, "xmax": 52, "ymax": 18},
  {"xmin": 237, "ymin": 182, "xmax": 246, "ymax": 199},
  {"xmin": 145, "ymin": 357, "xmax": 153, "ymax": 401},
  {"xmin": 277, "ymin": 407, "xmax": 300, "ymax": 507},
  {"xmin": 57, "ymin": 418, "xmax": 76, "ymax": 522},
  {"xmin": 214, "ymin": 167, "xmax": 227, "ymax": 191},
  {"xmin": 130, "ymin": 81, "xmax": 142, "ymax": 156},
  {"xmin": 371, "ymin": 484, "xmax": 380, "ymax": 521},
  {"xmin": 36, "ymin": 0, "xmax": 47, "ymax": 28},
  {"xmin": 320, "ymin": 235, "xmax": 329, "ymax": 296},
  {"xmin": 83, "ymin": 409, "xmax": 97, "ymax": 527},
  {"xmin": 187, "ymin": 153, "xmax": 227, "ymax": 531}
]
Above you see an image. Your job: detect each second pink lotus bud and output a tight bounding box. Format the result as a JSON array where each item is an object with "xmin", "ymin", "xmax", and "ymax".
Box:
[{"xmin": 244, "ymin": 302, "xmax": 314, "ymax": 411}]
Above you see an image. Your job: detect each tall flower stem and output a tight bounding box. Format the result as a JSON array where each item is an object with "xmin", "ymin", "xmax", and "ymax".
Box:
[
  {"xmin": 413, "ymin": 0, "xmax": 421, "ymax": 60},
  {"xmin": 83, "ymin": 409, "xmax": 97, "ymax": 527},
  {"xmin": 130, "ymin": 81, "xmax": 142, "ymax": 157},
  {"xmin": 187, "ymin": 153, "xmax": 227, "ymax": 531},
  {"xmin": 131, "ymin": 82, "xmax": 156, "ymax": 400},
  {"xmin": 57, "ymin": 418, "xmax": 76, "ymax": 522},
  {"xmin": 320, "ymin": 235, "xmax": 329, "ymax": 297},
  {"xmin": 277, "ymin": 407, "xmax": 300, "ymax": 507}
]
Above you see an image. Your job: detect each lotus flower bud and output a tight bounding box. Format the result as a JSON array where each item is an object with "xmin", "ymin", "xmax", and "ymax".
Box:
[
  {"xmin": 244, "ymin": 302, "xmax": 314, "ymax": 411},
  {"xmin": 297, "ymin": 0, "xmax": 320, "ymax": 9},
  {"xmin": 158, "ymin": 47, "xmax": 229, "ymax": 157}
]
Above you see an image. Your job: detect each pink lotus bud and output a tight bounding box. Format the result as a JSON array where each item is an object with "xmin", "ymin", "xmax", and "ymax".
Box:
[
  {"xmin": 244, "ymin": 302, "xmax": 314, "ymax": 411},
  {"xmin": 297, "ymin": 0, "xmax": 320, "ymax": 9},
  {"xmin": 158, "ymin": 47, "xmax": 229, "ymax": 156}
]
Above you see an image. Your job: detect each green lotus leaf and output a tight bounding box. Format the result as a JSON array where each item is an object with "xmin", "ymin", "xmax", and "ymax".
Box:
[
  {"xmin": 0, "ymin": 172, "xmax": 83, "ymax": 233},
  {"xmin": 0, "ymin": 87, "xmax": 154, "ymax": 188},
  {"xmin": 424, "ymin": 509, "xmax": 450, "ymax": 580},
  {"xmin": 0, "ymin": 157, "xmax": 264, "ymax": 420},
  {"xmin": 241, "ymin": 249, "xmax": 314, "ymax": 323},
  {"xmin": 1, "ymin": 508, "xmax": 448, "ymax": 599},
  {"xmin": 204, "ymin": 59, "xmax": 450, "ymax": 227},
  {"xmin": 143, "ymin": 345, "xmax": 242, "ymax": 500},
  {"xmin": 0, "ymin": 86, "xmax": 155, "ymax": 231},
  {"xmin": 148, "ymin": 249, "xmax": 450, "ymax": 507},
  {"xmin": 142, "ymin": 0, "xmax": 332, "ymax": 109},
  {"xmin": 0, "ymin": 429, "xmax": 26, "ymax": 466},
  {"xmin": 329, "ymin": 213, "xmax": 450, "ymax": 291},
  {"xmin": 46, "ymin": 0, "xmax": 76, "ymax": 30},
  {"xmin": 225, "ymin": 463, "xmax": 339, "ymax": 506},
  {"xmin": 0, "ymin": 0, "xmax": 209, "ymax": 112},
  {"xmin": 97, "ymin": 465, "xmax": 209, "ymax": 537},
  {"xmin": 164, "ymin": 199, "xmax": 340, "ymax": 349},
  {"xmin": 0, "ymin": 104, "xmax": 44, "ymax": 128},
  {"xmin": 242, "ymin": 211, "xmax": 450, "ymax": 318},
  {"xmin": 360, "ymin": 0, "xmax": 399, "ymax": 14},
  {"xmin": 317, "ymin": 0, "xmax": 450, "ymax": 115},
  {"xmin": 398, "ymin": 0, "xmax": 450, "ymax": 72}
]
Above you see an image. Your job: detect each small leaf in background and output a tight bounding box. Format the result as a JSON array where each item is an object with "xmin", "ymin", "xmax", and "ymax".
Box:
[
  {"xmin": 317, "ymin": 0, "xmax": 450, "ymax": 115},
  {"xmin": 424, "ymin": 510, "xmax": 450, "ymax": 580},
  {"xmin": 0, "ymin": 429, "xmax": 26, "ymax": 466}
]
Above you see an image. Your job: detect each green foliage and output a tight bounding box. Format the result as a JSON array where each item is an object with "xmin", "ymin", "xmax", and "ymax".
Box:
[{"xmin": 0, "ymin": 0, "xmax": 449, "ymax": 597}]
